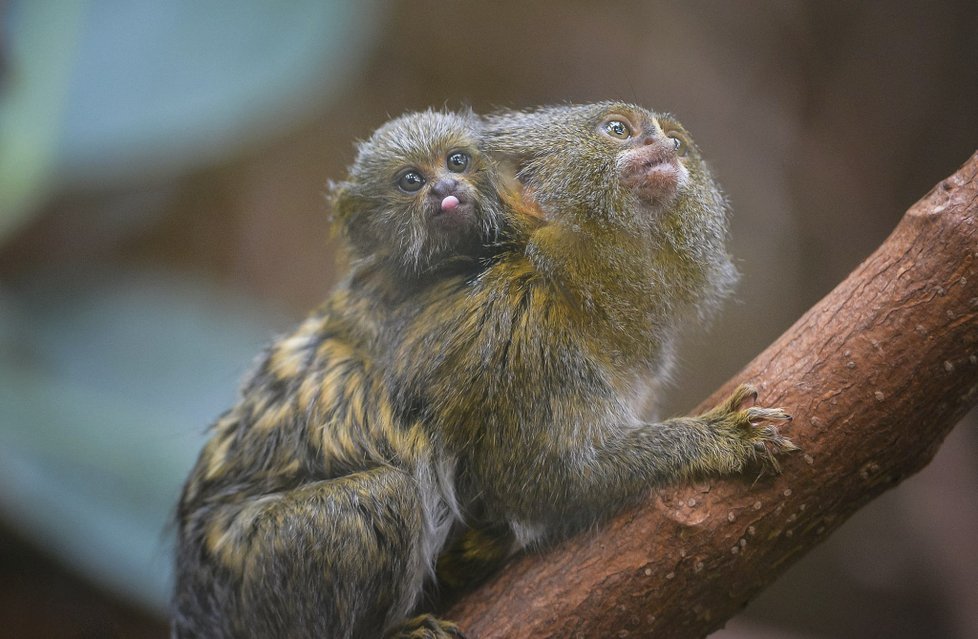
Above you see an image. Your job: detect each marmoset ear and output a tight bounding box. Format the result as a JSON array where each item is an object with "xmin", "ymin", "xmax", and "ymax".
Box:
[
  {"xmin": 490, "ymin": 156, "xmax": 547, "ymax": 231},
  {"xmin": 326, "ymin": 179, "xmax": 354, "ymax": 226},
  {"xmin": 326, "ymin": 180, "xmax": 371, "ymax": 251},
  {"xmin": 326, "ymin": 180, "xmax": 363, "ymax": 249}
]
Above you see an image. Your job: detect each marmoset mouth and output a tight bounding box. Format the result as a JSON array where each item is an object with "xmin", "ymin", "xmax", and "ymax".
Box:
[
  {"xmin": 429, "ymin": 197, "xmax": 475, "ymax": 229},
  {"xmin": 621, "ymin": 146, "xmax": 684, "ymax": 204}
]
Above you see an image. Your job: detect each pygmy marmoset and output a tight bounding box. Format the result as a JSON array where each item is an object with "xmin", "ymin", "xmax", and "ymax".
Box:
[
  {"xmin": 396, "ymin": 102, "xmax": 797, "ymax": 592},
  {"xmin": 173, "ymin": 109, "xmax": 506, "ymax": 638}
]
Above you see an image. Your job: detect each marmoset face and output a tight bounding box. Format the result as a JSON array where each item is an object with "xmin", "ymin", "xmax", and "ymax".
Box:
[
  {"xmin": 485, "ymin": 102, "xmax": 720, "ymax": 229},
  {"xmin": 597, "ymin": 109, "xmax": 692, "ymax": 208},
  {"xmin": 333, "ymin": 110, "xmax": 504, "ymax": 273}
]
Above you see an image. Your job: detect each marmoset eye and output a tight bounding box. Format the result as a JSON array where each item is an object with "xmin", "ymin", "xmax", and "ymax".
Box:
[
  {"xmin": 397, "ymin": 170, "xmax": 425, "ymax": 192},
  {"xmin": 603, "ymin": 120, "xmax": 632, "ymax": 140},
  {"xmin": 667, "ymin": 133, "xmax": 689, "ymax": 157},
  {"xmin": 447, "ymin": 152, "xmax": 469, "ymax": 173}
]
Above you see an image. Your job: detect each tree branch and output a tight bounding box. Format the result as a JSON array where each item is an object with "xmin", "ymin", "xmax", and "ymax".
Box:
[{"xmin": 448, "ymin": 152, "xmax": 978, "ymax": 638}]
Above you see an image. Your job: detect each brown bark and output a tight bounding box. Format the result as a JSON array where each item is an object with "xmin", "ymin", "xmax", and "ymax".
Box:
[{"xmin": 448, "ymin": 152, "xmax": 978, "ymax": 638}]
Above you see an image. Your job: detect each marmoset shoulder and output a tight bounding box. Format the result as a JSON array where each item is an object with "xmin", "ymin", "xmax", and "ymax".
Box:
[{"xmin": 172, "ymin": 109, "xmax": 506, "ymax": 639}]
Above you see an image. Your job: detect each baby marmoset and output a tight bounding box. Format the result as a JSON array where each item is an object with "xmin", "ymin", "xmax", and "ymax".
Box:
[{"xmin": 172, "ymin": 109, "xmax": 506, "ymax": 639}]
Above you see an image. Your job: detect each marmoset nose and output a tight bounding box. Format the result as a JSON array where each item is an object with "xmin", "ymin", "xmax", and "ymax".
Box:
[{"xmin": 430, "ymin": 177, "xmax": 459, "ymax": 198}]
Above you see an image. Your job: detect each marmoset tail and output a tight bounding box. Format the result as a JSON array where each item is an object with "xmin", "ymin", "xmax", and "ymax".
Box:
[{"xmin": 172, "ymin": 110, "xmax": 505, "ymax": 639}]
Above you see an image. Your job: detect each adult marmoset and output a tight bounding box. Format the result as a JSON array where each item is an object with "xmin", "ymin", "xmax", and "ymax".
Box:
[
  {"xmin": 171, "ymin": 109, "xmax": 507, "ymax": 639},
  {"xmin": 386, "ymin": 103, "xmax": 797, "ymax": 591}
]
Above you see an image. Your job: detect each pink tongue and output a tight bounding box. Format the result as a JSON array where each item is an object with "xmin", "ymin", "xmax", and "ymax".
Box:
[{"xmin": 441, "ymin": 195, "xmax": 460, "ymax": 211}]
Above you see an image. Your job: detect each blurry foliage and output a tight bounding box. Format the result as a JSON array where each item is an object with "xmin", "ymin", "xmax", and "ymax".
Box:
[
  {"xmin": 0, "ymin": 0, "xmax": 378, "ymax": 613},
  {"xmin": 0, "ymin": 1, "xmax": 85, "ymax": 237},
  {"xmin": 0, "ymin": 270, "xmax": 285, "ymax": 609},
  {"xmin": 0, "ymin": 0, "xmax": 378, "ymax": 236}
]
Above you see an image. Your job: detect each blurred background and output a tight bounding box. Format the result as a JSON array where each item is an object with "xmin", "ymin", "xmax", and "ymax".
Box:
[{"xmin": 1, "ymin": 1, "xmax": 976, "ymax": 637}]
